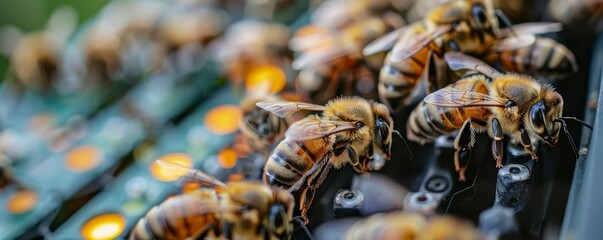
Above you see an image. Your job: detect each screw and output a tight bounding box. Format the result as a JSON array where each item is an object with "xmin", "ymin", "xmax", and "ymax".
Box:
[
  {"xmin": 334, "ymin": 190, "xmax": 364, "ymax": 208},
  {"xmin": 426, "ymin": 176, "xmax": 449, "ymax": 193}
]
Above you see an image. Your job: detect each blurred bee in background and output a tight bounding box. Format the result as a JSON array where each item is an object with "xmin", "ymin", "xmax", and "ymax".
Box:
[
  {"xmin": 342, "ymin": 212, "xmax": 480, "ymax": 240},
  {"xmin": 407, "ymin": 52, "xmax": 589, "ymax": 180},
  {"xmin": 215, "ymin": 19, "xmax": 292, "ymax": 90},
  {"xmin": 239, "ymin": 94, "xmax": 307, "ymax": 156},
  {"xmin": 548, "ymin": 0, "xmax": 603, "ymax": 28},
  {"xmin": 153, "ymin": 6, "xmax": 228, "ymax": 74},
  {"xmin": 130, "ymin": 160, "xmax": 295, "ymax": 240},
  {"xmin": 290, "ymin": 0, "xmax": 405, "ymax": 105},
  {"xmin": 365, "ymin": 0, "xmax": 578, "ymax": 112},
  {"xmin": 77, "ymin": 0, "xmax": 168, "ymax": 84},
  {"xmin": 0, "ymin": 6, "xmax": 77, "ymax": 92},
  {"xmin": 258, "ymin": 97, "xmax": 403, "ymax": 222}
]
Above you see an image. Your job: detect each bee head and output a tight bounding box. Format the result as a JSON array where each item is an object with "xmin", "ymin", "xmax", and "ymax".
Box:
[
  {"xmin": 527, "ymin": 86, "xmax": 563, "ymax": 146},
  {"xmin": 371, "ymin": 102, "xmax": 393, "ymax": 161},
  {"xmin": 325, "ymin": 97, "xmax": 375, "ymax": 144},
  {"xmin": 428, "ymin": 0, "xmax": 496, "ymax": 31},
  {"xmin": 267, "ymin": 188, "xmax": 294, "ymax": 239}
]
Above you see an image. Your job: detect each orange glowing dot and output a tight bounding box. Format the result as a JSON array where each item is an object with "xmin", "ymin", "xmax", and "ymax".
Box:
[
  {"xmin": 65, "ymin": 145, "xmax": 101, "ymax": 172},
  {"xmin": 245, "ymin": 65, "xmax": 286, "ymax": 94},
  {"xmin": 182, "ymin": 181, "xmax": 201, "ymax": 193},
  {"xmin": 81, "ymin": 213, "xmax": 126, "ymax": 240},
  {"xmin": 150, "ymin": 153, "xmax": 193, "ymax": 182},
  {"xmin": 204, "ymin": 106, "xmax": 242, "ymax": 135},
  {"xmin": 227, "ymin": 173, "xmax": 244, "ymax": 183},
  {"xmin": 218, "ymin": 148, "xmax": 238, "ymax": 169},
  {"xmin": 6, "ymin": 190, "xmax": 38, "ymax": 214}
]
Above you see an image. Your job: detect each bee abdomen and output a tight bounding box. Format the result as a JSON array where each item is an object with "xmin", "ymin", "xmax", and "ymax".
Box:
[
  {"xmin": 379, "ymin": 50, "xmax": 429, "ymax": 112},
  {"xmin": 407, "ymin": 102, "xmax": 459, "ymax": 143},
  {"xmin": 130, "ymin": 195, "xmax": 219, "ymax": 240},
  {"xmin": 497, "ymin": 37, "xmax": 577, "ymax": 79},
  {"xmin": 264, "ymin": 140, "xmax": 313, "ymax": 189}
]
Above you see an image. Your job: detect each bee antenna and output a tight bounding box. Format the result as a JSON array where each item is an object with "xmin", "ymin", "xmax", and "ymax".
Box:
[
  {"xmin": 392, "ymin": 129, "xmax": 414, "ymax": 161},
  {"xmin": 555, "ymin": 119, "xmax": 580, "ymax": 159},
  {"xmin": 559, "ymin": 117, "xmax": 593, "ymax": 130},
  {"xmin": 291, "ymin": 216, "xmax": 315, "ymax": 240}
]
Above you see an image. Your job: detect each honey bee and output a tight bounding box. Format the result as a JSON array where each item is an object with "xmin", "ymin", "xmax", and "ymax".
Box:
[
  {"xmin": 130, "ymin": 160, "xmax": 295, "ymax": 240},
  {"xmin": 364, "ymin": 0, "xmax": 577, "ymax": 112},
  {"xmin": 216, "ymin": 20, "xmax": 292, "ymax": 88},
  {"xmin": 363, "ymin": 0, "xmax": 500, "ymax": 112},
  {"xmin": 407, "ymin": 52, "xmax": 586, "ymax": 180},
  {"xmin": 292, "ymin": 14, "xmax": 404, "ymax": 104},
  {"xmin": 342, "ymin": 212, "xmax": 480, "ymax": 240},
  {"xmin": 0, "ymin": 6, "xmax": 77, "ymax": 91},
  {"xmin": 258, "ymin": 97, "xmax": 400, "ymax": 222}
]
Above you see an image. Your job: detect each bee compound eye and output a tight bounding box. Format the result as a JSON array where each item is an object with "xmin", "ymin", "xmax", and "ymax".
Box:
[
  {"xmin": 269, "ymin": 205, "xmax": 288, "ymax": 236},
  {"xmin": 472, "ymin": 4, "xmax": 488, "ymax": 25},
  {"xmin": 355, "ymin": 121, "xmax": 365, "ymax": 128}
]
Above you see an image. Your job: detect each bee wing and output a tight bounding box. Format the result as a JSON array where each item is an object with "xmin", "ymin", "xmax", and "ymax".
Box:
[
  {"xmin": 424, "ymin": 88, "xmax": 508, "ymax": 108},
  {"xmin": 155, "ymin": 160, "xmax": 227, "ymax": 188},
  {"xmin": 390, "ymin": 25, "xmax": 452, "ymax": 62},
  {"xmin": 498, "ymin": 22, "xmax": 562, "ymax": 37},
  {"xmin": 285, "ymin": 119, "xmax": 356, "ymax": 141},
  {"xmin": 444, "ymin": 52, "xmax": 502, "ymax": 79},
  {"xmin": 490, "ymin": 34, "xmax": 536, "ymax": 52},
  {"xmin": 257, "ymin": 101, "xmax": 327, "ymax": 118},
  {"xmin": 362, "ymin": 26, "xmax": 409, "ymax": 56},
  {"xmin": 291, "ymin": 45, "xmax": 355, "ymax": 70}
]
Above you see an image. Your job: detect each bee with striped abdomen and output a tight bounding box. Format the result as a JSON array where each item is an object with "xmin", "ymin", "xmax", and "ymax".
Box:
[
  {"xmin": 258, "ymin": 97, "xmax": 382, "ymax": 223},
  {"xmin": 364, "ymin": 0, "xmax": 577, "ymax": 112},
  {"xmin": 363, "ymin": 0, "xmax": 500, "ymax": 112},
  {"xmin": 407, "ymin": 52, "xmax": 587, "ymax": 181},
  {"xmin": 130, "ymin": 160, "xmax": 295, "ymax": 240},
  {"xmin": 0, "ymin": 6, "xmax": 77, "ymax": 92}
]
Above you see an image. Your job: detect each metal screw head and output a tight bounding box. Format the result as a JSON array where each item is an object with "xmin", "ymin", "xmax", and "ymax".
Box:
[
  {"xmin": 335, "ymin": 190, "xmax": 364, "ymax": 208},
  {"xmin": 426, "ymin": 176, "xmax": 449, "ymax": 193},
  {"xmin": 404, "ymin": 192, "xmax": 439, "ymax": 214},
  {"xmin": 498, "ymin": 164, "xmax": 529, "ymax": 183}
]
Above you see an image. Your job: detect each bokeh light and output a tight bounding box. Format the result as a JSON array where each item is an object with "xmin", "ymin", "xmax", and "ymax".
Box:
[
  {"xmin": 6, "ymin": 190, "xmax": 38, "ymax": 214},
  {"xmin": 245, "ymin": 65, "xmax": 286, "ymax": 94},
  {"xmin": 65, "ymin": 145, "xmax": 101, "ymax": 172},
  {"xmin": 204, "ymin": 105, "xmax": 242, "ymax": 135},
  {"xmin": 218, "ymin": 148, "xmax": 238, "ymax": 169},
  {"xmin": 149, "ymin": 153, "xmax": 193, "ymax": 182},
  {"xmin": 80, "ymin": 213, "xmax": 126, "ymax": 240}
]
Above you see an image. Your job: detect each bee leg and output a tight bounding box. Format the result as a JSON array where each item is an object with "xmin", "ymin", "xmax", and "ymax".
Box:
[
  {"xmin": 299, "ymin": 160, "xmax": 332, "ymax": 224},
  {"xmin": 491, "ymin": 118, "xmax": 504, "ymax": 168},
  {"xmin": 520, "ymin": 128, "xmax": 538, "ymax": 160},
  {"xmin": 454, "ymin": 119, "xmax": 476, "ymax": 181},
  {"xmin": 332, "ymin": 145, "xmax": 360, "ymax": 166},
  {"xmin": 222, "ymin": 223, "xmax": 233, "ymax": 239},
  {"xmin": 455, "ymin": 149, "xmax": 472, "ymax": 182}
]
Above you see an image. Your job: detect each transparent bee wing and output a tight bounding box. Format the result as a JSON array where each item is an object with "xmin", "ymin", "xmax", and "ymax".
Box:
[
  {"xmin": 285, "ymin": 119, "xmax": 356, "ymax": 141},
  {"xmin": 155, "ymin": 160, "xmax": 227, "ymax": 188},
  {"xmin": 362, "ymin": 26, "xmax": 409, "ymax": 56},
  {"xmin": 444, "ymin": 52, "xmax": 502, "ymax": 79},
  {"xmin": 256, "ymin": 101, "xmax": 327, "ymax": 118},
  {"xmin": 390, "ymin": 25, "xmax": 452, "ymax": 62},
  {"xmin": 490, "ymin": 34, "xmax": 536, "ymax": 52},
  {"xmin": 498, "ymin": 22, "xmax": 562, "ymax": 37},
  {"xmin": 424, "ymin": 87, "xmax": 508, "ymax": 108},
  {"xmin": 291, "ymin": 45, "xmax": 356, "ymax": 70}
]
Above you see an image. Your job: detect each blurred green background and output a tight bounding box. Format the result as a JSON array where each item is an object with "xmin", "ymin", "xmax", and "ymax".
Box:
[{"xmin": 0, "ymin": 0, "xmax": 111, "ymax": 81}]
